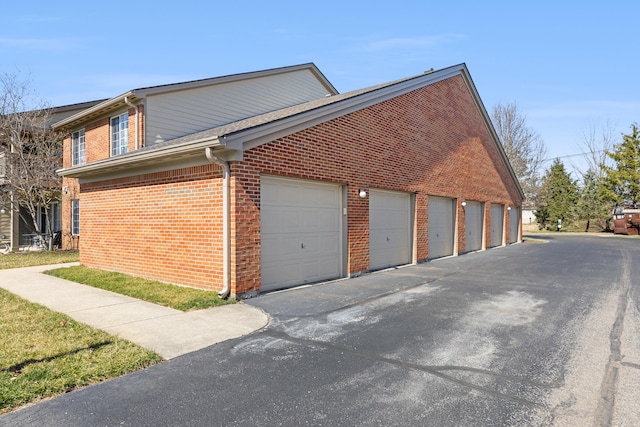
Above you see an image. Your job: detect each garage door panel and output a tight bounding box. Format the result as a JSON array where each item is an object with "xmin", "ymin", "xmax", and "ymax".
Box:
[
  {"xmin": 490, "ymin": 204, "xmax": 504, "ymax": 247},
  {"xmin": 261, "ymin": 209, "xmax": 301, "ymax": 233},
  {"xmin": 260, "ymin": 235, "xmax": 299, "ymax": 263},
  {"xmin": 509, "ymin": 207, "xmax": 520, "ymax": 243},
  {"xmin": 301, "ymin": 207, "xmax": 339, "ymax": 231},
  {"xmin": 264, "ymin": 209, "xmax": 339, "ymax": 235},
  {"xmin": 370, "ymin": 243, "xmax": 410, "ymax": 270},
  {"xmin": 302, "ymin": 186, "xmax": 338, "ymax": 205},
  {"xmin": 428, "ymin": 196, "xmax": 455, "ymax": 259},
  {"xmin": 369, "ymin": 190, "xmax": 412, "ymax": 270},
  {"xmin": 464, "ymin": 201, "xmax": 483, "ymax": 252},
  {"xmin": 301, "ymin": 256, "xmax": 340, "ymax": 282},
  {"xmin": 261, "ymin": 261, "xmax": 300, "ymax": 287},
  {"xmin": 261, "ymin": 177, "xmax": 342, "ymax": 291},
  {"xmin": 375, "ymin": 209, "xmax": 408, "ymax": 227}
]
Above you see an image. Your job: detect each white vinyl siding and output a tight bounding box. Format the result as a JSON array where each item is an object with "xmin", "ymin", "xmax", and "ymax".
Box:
[
  {"xmin": 72, "ymin": 129, "xmax": 85, "ymax": 166},
  {"xmin": 146, "ymin": 69, "xmax": 331, "ymax": 145},
  {"xmin": 260, "ymin": 177, "xmax": 342, "ymax": 291},
  {"xmin": 110, "ymin": 113, "xmax": 128, "ymax": 156},
  {"xmin": 0, "ymin": 206, "xmax": 10, "ymax": 239},
  {"xmin": 72, "ymin": 200, "xmax": 80, "ymax": 236},
  {"xmin": 490, "ymin": 204, "xmax": 504, "ymax": 247},
  {"xmin": 464, "ymin": 201, "xmax": 484, "ymax": 252},
  {"xmin": 428, "ymin": 196, "xmax": 456, "ymax": 259},
  {"xmin": 369, "ymin": 189, "xmax": 412, "ymax": 270},
  {"xmin": 509, "ymin": 207, "xmax": 520, "ymax": 243}
]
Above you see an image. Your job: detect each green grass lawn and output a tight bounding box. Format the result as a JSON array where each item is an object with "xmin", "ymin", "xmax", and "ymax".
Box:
[
  {"xmin": 1, "ymin": 250, "xmax": 231, "ymax": 310},
  {"xmin": 0, "ymin": 288, "xmax": 162, "ymax": 414},
  {"xmin": 0, "ymin": 250, "xmax": 79, "ymax": 270},
  {"xmin": 46, "ymin": 265, "xmax": 233, "ymax": 311},
  {"xmin": 0, "ymin": 251, "xmax": 233, "ymax": 413}
]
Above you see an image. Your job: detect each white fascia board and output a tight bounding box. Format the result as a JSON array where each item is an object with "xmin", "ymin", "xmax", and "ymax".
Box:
[
  {"xmin": 52, "ymin": 92, "xmax": 139, "ymax": 130},
  {"xmin": 133, "ymin": 63, "xmax": 338, "ymax": 97},
  {"xmin": 57, "ymin": 136, "xmax": 224, "ymax": 179},
  {"xmin": 74, "ymin": 155, "xmax": 212, "ymax": 184},
  {"xmin": 52, "ymin": 64, "xmax": 338, "ymax": 132},
  {"xmin": 458, "ymin": 67, "xmax": 525, "ymax": 202}
]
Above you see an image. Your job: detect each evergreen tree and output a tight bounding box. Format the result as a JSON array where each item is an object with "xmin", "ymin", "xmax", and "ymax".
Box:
[
  {"xmin": 602, "ymin": 123, "xmax": 640, "ymax": 207},
  {"xmin": 577, "ymin": 169, "xmax": 611, "ymax": 231},
  {"xmin": 535, "ymin": 159, "xmax": 578, "ymax": 230}
]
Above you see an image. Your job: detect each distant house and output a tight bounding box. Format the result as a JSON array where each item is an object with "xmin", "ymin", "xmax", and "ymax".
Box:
[
  {"xmin": 54, "ymin": 63, "xmax": 523, "ymax": 298},
  {"xmin": 0, "ymin": 100, "xmax": 103, "ymax": 252},
  {"xmin": 521, "ymin": 210, "xmax": 535, "ymax": 224}
]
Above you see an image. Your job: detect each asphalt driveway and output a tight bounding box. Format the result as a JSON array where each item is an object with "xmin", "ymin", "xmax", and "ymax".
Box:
[{"xmin": 2, "ymin": 234, "xmax": 639, "ymax": 426}]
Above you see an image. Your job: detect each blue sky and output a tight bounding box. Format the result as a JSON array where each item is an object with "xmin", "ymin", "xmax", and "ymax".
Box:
[{"xmin": 2, "ymin": 1, "xmax": 638, "ymax": 176}]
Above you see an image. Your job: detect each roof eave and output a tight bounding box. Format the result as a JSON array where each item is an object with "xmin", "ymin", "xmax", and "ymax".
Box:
[
  {"xmin": 223, "ymin": 64, "xmax": 464, "ymax": 151},
  {"xmin": 57, "ymin": 63, "xmax": 524, "ymax": 202},
  {"xmin": 52, "ymin": 92, "xmax": 140, "ymax": 131},
  {"xmin": 218, "ymin": 63, "xmax": 523, "ymax": 202},
  {"xmin": 53, "ymin": 63, "xmax": 339, "ymax": 132},
  {"xmin": 57, "ymin": 136, "xmax": 224, "ymax": 180},
  {"xmin": 457, "ymin": 67, "xmax": 526, "ymax": 202}
]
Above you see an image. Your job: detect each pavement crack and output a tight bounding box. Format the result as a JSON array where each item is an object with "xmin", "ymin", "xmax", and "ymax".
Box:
[
  {"xmin": 620, "ymin": 361, "xmax": 640, "ymax": 370},
  {"xmin": 263, "ymin": 329, "xmax": 548, "ymax": 408},
  {"xmin": 594, "ymin": 250, "xmax": 631, "ymax": 427}
]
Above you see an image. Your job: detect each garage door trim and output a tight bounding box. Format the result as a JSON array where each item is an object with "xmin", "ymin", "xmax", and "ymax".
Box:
[
  {"xmin": 260, "ymin": 175, "xmax": 346, "ymax": 292},
  {"xmin": 428, "ymin": 195, "xmax": 456, "ymax": 260},
  {"xmin": 369, "ymin": 188, "xmax": 414, "ymax": 271}
]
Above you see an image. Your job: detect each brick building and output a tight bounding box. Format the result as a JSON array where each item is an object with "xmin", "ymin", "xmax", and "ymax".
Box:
[{"xmin": 55, "ymin": 63, "xmax": 523, "ymax": 299}]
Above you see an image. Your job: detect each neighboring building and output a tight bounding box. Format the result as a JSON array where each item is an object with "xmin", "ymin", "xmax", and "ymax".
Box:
[
  {"xmin": 522, "ymin": 209, "xmax": 536, "ymax": 225},
  {"xmin": 55, "ymin": 63, "xmax": 523, "ymax": 298},
  {"xmin": 0, "ymin": 100, "xmax": 104, "ymax": 251}
]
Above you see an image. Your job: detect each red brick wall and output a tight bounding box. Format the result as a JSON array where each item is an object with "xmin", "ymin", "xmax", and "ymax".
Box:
[
  {"xmin": 76, "ymin": 165, "xmax": 225, "ymax": 290},
  {"xmin": 60, "ymin": 177, "xmax": 81, "ymax": 250},
  {"xmin": 61, "ymin": 107, "xmax": 144, "ymax": 251},
  {"xmin": 65, "ymin": 74, "xmax": 522, "ymax": 296},
  {"xmin": 231, "ymin": 75, "xmax": 522, "ymax": 294}
]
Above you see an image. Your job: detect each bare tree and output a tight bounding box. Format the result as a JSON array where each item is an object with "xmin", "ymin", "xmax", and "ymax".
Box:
[
  {"xmin": 576, "ymin": 119, "xmax": 616, "ymax": 179},
  {"xmin": 491, "ymin": 102, "xmax": 548, "ymax": 205},
  {"xmin": 572, "ymin": 120, "xmax": 617, "ymax": 232},
  {"xmin": 0, "ymin": 72, "xmax": 62, "ymax": 250}
]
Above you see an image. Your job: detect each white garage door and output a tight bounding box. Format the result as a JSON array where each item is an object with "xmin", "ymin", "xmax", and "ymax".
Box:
[
  {"xmin": 369, "ymin": 189, "xmax": 412, "ymax": 270},
  {"xmin": 260, "ymin": 176, "xmax": 343, "ymax": 291},
  {"xmin": 509, "ymin": 207, "xmax": 520, "ymax": 243},
  {"xmin": 490, "ymin": 203, "xmax": 504, "ymax": 247},
  {"xmin": 464, "ymin": 201, "xmax": 483, "ymax": 252},
  {"xmin": 428, "ymin": 196, "xmax": 455, "ymax": 259}
]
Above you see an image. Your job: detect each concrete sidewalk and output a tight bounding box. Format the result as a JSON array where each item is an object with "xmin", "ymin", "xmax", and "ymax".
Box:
[{"xmin": 0, "ymin": 263, "xmax": 268, "ymax": 359}]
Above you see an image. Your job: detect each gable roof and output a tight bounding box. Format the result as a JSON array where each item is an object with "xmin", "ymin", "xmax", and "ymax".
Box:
[
  {"xmin": 49, "ymin": 99, "xmax": 108, "ymax": 125},
  {"xmin": 52, "ymin": 63, "xmax": 338, "ymax": 131},
  {"xmin": 58, "ymin": 63, "xmax": 524, "ymax": 201}
]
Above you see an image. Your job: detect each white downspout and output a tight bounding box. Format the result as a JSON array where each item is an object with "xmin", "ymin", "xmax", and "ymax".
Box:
[
  {"xmin": 124, "ymin": 97, "xmax": 140, "ymax": 150},
  {"xmin": 205, "ymin": 147, "xmax": 231, "ymax": 299}
]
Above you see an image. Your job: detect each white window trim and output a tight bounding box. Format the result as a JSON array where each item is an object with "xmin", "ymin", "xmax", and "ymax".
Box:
[
  {"xmin": 110, "ymin": 113, "xmax": 129, "ymax": 156},
  {"xmin": 71, "ymin": 200, "xmax": 80, "ymax": 236},
  {"xmin": 72, "ymin": 129, "xmax": 85, "ymax": 166}
]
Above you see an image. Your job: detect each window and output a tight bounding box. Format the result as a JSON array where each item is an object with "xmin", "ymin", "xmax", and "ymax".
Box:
[
  {"xmin": 72, "ymin": 129, "xmax": 85, "ymax": 165},
  {"xmin": 110, "ymin": 113, "xmax": 128, "ymax": 156},
  {"xmin": 72, "ymin": 200, "xmax": 80, "ymax": 235},
  {"xmin": 39, "ymin": 204, "xmax": 61, "ymax": 234}
]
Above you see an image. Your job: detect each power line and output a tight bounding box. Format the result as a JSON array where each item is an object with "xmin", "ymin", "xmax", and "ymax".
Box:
[{"xmin": 541, "ymin": 149, "xmax": 607, "ymax": 163}]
